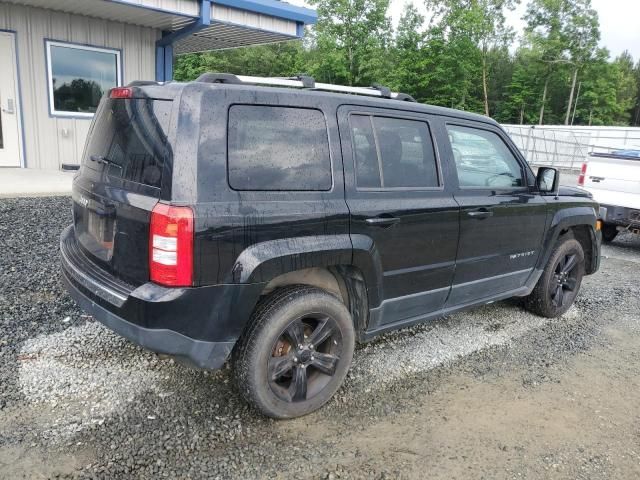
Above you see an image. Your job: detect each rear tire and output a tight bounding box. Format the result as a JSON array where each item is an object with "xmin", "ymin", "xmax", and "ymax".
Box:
[
  {"xmin": 232, "ymin": 285, "xmax": 355, "ymax": 419},
  {"xmin": 602, "ymin": 224, "xmax": 618, "ymax": 243},
  {"xmin": 524, "ymin": 236, "xmax": 585, "ymax": 318}
]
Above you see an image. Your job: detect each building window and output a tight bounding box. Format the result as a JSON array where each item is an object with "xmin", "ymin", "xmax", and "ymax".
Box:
[{"xmin": 45, "ymin": 41, "xmax": 121, "ymax": 117}]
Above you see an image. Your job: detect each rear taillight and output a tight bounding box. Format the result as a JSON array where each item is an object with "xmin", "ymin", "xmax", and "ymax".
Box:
[
  {"xmin": 149, "ymin": 203, "xmax": 194, "ymax": 287},
  {"xmin": 110, "ymin": 87, "xmax": 133, "ymax": 99},
  {"xmin": 578, "ymin": 162, "xmax": 587, "ymax": 186}
]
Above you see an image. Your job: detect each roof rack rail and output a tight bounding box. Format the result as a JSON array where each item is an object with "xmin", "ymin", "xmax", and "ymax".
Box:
[{"xmin": 195, "ymin": 73, "xmax": 417, "ymax": 102}]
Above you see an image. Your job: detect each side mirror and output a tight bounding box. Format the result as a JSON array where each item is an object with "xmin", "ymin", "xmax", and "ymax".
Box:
[{"xmin": 536, "ymin": 167, "xmax": 559, "ymax": 194}]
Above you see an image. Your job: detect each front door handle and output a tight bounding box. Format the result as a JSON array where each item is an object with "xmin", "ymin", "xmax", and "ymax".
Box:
[
  {"xmin": 467, "ymin": 208, "xmax": 493, "ymax": 219},
  {"xmin": 365, "ymin": 216, "xmax": 401, "ymax": 227}
]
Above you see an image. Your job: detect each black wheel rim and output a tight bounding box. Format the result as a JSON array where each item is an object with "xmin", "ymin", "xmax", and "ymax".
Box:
[
  {"xmin": 268, "ymin": 314, "xmax": 343, "ymax": 403},
  {"xmin": 550, "ymin": 252, "xmax": 579, "ymax": 308}
]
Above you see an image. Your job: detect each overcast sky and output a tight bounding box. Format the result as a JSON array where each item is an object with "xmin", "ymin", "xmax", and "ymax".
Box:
[
  {"xmin": 289, "ymin": 0, "xmax": 640, "ymax": 61},
  {"xmin": 386, "ymin": 0, "xmax": 640, "ymax": 60}
]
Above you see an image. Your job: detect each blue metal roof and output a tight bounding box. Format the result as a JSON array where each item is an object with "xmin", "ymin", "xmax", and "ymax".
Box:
[{"xmin": 212, "ymin": 0, "xmax": 317, "ymax": 25}]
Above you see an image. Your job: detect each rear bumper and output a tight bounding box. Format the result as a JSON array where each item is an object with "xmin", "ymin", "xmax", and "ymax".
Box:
[
  {"xmin": 600, "ymin": 204, "xmax": 640, "ymax": 227},
  {"xmin": 60, "ymin": 225, "xmax": 264, "ymax": 369}
]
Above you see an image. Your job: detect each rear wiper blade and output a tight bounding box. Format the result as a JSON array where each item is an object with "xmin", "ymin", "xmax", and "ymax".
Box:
[{"xmin": 90, "ymin": 154, "xmax": 122, "ymax": 170}]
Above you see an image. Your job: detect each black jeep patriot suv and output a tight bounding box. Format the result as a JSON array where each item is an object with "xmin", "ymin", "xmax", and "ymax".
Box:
[{"xmin": 60, "ymin": 74, "xmax": 602, "ymax": 418}]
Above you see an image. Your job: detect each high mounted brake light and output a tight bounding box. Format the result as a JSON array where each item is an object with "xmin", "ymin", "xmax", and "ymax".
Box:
[
  {"xmin": 110, "ymin": 87, "xmax": 133, "ymax": 99},
  {"xmin": 149, "ymin": 204, "xmax": 194, "ymax": 287},
  {"xmin": 578, "ymin": 162, "xmax": 587, "ymax": 186}
]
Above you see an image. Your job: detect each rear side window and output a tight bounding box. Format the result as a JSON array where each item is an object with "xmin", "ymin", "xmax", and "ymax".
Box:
[
  {"xmin": 349, "ymin": 114, "xmax": 439, "ymax": 189},
  {"xmin": 228, "ymin": 105, "xmax": 332, "ymax": 191},
  {"xmin": 84, "ymin": 98, "xmax": 172, "ymax": 189},
  {"xmin": 446, "ymin": 125, "xmax": 524, "ymax": 189}
]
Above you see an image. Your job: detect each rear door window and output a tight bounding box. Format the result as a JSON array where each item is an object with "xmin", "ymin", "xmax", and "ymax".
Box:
[
  {"xmin": 227, "ymin": 105, "xmax": 332, "ymax": 191},
  {"xmin": 349, "ymin": 114, "xmax": 439, "ymax": 189}
]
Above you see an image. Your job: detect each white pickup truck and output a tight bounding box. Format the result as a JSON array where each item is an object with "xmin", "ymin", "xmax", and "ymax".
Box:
[{"xmin": 580, "ymin": 150, "xmax": 640, "ymax": 242}]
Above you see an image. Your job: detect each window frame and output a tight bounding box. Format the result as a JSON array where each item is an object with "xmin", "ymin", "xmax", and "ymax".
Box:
[
  {"xmin": 226, "ymin": 103, "xmax": 334, "ymax": 192},
  {"xmin": 445, "ymin": 121, "xmax": 530, "ymax": 192},
  {"xmin": 347, "ymin": 111, "xmax": 444, "ymax": 192},
  {"xmin": 45, "ymin": 39, "xmax": 122, "ymax": 119}
]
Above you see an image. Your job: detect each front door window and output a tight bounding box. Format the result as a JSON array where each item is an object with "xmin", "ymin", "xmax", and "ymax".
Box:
[{"xmin": 447, "ymin": 124, "xmax": 524, "ymax": 189}]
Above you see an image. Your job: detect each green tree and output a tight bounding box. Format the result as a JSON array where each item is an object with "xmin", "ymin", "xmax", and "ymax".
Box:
[
  {"xmin": 611, "ymin": 52, "xmax": 638, "ymax": 124},
  {"xmin": 486, "ymin": 46, "xmax": 515, "ymax": 121},
  {"xmin": 524, "ymin": 0, "xmax": 600, "ymax": 125},
  {"xmin": 562, "ymin": 0, "xmax": 600, "ymax": 124},
  {"xmin": 629, "ymin": 60, "xmax": 640, "ymax": 126},
  {"xmin": 174, "ymin": 42, "xmax": 307, "ymax": 81},
  {"xmin": 426, "ymin": 0, "xmax": 518, "ymax": 116},
  {"xmin": 570, "ymin": 49, "xmax": 629, "ymax": 125},
  {"xmin": 308, "ymin": 0, "xmax": 391, "ymax": 86},
  {"xmin": 387, "ymin": 4, "xmax": 426, "ymax": 100},
  {"xmin": 499, "ymin": 47, "xmax": 544, "ymax": 123}
]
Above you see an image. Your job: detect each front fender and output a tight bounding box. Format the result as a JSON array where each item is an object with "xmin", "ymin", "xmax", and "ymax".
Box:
[{"xmin": 537, "ymin": 205, "xmax": 599, "ymax": 272}]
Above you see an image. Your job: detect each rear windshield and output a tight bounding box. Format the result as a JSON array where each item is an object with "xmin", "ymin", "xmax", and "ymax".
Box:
[{"xmin": 83, "ymin": 98, "xmax": 172, "ymax": 189}]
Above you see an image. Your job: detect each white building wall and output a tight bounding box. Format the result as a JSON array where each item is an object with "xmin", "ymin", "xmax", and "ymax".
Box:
[{"xmin": 0, "ymin": 2, "xmax": 160, "ymax": 169}]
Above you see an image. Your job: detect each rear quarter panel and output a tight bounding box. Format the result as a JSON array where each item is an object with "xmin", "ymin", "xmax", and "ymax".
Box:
[{"xmin": 171, "ymin": 85, "xmax": 351, "ymax": 286}]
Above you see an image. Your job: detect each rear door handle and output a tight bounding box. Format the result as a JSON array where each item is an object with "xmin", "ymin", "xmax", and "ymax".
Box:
[
  {"xmin": 365, "ymin": 216, "xmax": 401, "ymax": 227},
  {"xmin": 467, "ymin": 209, "xmax": 493, "ymax": 219}
]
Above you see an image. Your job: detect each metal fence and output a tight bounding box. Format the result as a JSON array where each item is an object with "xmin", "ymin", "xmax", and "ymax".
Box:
[{"xmin": 502, "ymin": 125, "xmax": 640, "ymax": 171}]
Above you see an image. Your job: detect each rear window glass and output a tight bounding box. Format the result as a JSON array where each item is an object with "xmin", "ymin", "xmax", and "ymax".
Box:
[
  {"xmin": 350, "ymin": 114, "xmax": 439, "ymax": 189},
  {"xmin": 227, "ymin": 105, "xmax": 332, "ymax": 191},
  {"xmin": 83, "ymin": 98, "xmax": 172, "ymax": 189}
]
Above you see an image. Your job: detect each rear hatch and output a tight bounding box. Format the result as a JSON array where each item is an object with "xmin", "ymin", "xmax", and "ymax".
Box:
[{"xmin": 72, "ymin": 87, "xmax": 174, "ymax": 285}]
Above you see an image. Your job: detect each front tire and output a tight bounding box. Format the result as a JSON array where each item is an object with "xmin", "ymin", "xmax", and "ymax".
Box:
[
  {"xmin": 232, "ymin": 285, "xmax": 355, "ymax": 419},
  {"xmin": 601, "ymin": 224, "xmax": 618, "ymax": 243},
  {"xmin": 524, "ymin": 236, "xmax": 585, "ymax": 318}
]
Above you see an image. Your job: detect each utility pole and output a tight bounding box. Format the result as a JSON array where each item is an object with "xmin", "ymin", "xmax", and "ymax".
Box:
[
  {"xmin": 565, "ymin": 67, "xmax": 579, "ymax": 125},
  {"xmin": 571, "ymin": 81, "xmax": 582, "ymax": 125}
]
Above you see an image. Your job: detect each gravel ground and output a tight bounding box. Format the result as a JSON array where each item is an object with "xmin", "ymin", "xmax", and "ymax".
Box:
[{"xmin": 1, "ymin": 196, "xmax": 640, "ymax": 479}]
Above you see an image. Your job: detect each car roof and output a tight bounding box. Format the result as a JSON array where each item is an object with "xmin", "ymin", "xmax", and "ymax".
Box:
[{"xmin": 141, "ymin": 80, "xmax": 498, "ymax": 128}]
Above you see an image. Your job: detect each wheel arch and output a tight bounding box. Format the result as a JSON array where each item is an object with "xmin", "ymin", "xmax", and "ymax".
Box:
[
  {"xmin": 228, "ymin": 234, "xmax": 384, "ymax": 339},
  {"xmin": 539, "ymin": 206, "xmax": 600, "ymax": 275}
]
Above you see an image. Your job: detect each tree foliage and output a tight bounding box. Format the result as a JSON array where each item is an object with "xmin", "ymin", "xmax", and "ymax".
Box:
[{"xmin": 173, "ymin": 0, "xmax": 640, "ymax": 126}]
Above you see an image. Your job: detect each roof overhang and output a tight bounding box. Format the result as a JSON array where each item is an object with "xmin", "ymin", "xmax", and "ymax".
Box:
[
  {"xmin": 174, "ymin": 2, "xmax": 308, "ymax": 53},
  {"xmin": 3, "ymin": 0, "xmax": 199, "ymax": 30},
  {"xmin": 5, "ymin": 0, "xmax": 317, "ymax": 45},
  {"xmin": 7, "ymin": 0, "xmax": 317, "ymax": 80}
]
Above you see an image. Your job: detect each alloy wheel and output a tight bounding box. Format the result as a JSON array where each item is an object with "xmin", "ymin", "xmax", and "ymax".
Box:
[
  {"xmin": 268, "ymin": 315, "xmax": 343, "ymax": 403},
  {"xmin": 550, "ymin": 252, "xmax": 579, "ymax": 307}
]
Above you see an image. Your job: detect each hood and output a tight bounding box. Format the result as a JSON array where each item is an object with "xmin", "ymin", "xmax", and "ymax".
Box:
[{"xmin": 558, "ymin": 185, "xmax": 593, "ymax": 198}]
